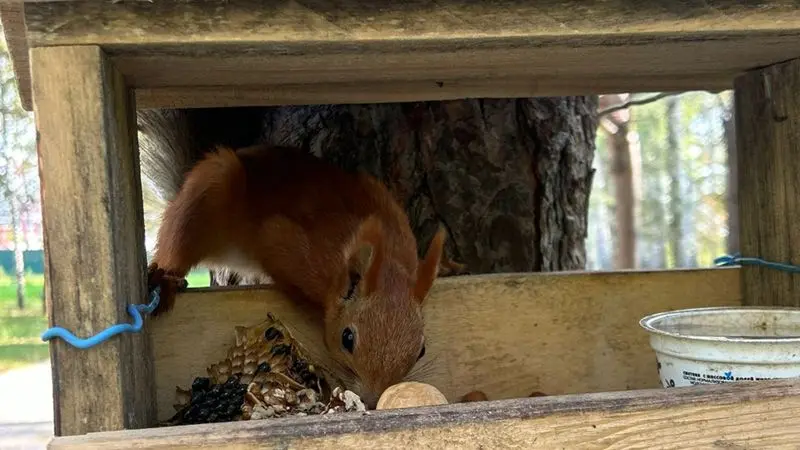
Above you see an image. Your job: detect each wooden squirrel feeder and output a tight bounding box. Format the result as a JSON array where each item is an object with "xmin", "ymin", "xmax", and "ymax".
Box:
[{"xmin": 3, "ymin": 0, "xmax": 800, "ymax": 447}]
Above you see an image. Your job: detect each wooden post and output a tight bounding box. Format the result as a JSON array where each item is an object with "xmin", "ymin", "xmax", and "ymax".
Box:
[
  {"xmin": 734, "ymin": 58, "xmax": 800, "ymax": 306},
  {"xmin": 31, "ymin": 45, "xmax": 156, "ymax": 436},
  {"xmin": 0, "ymin": 1, "xmax": 32, "ymax": 111}
]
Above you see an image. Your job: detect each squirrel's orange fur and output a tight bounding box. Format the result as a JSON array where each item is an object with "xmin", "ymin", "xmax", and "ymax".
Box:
[{"xmin": 147, "ymin": 144, "xmax": 446, "ymax": 407}]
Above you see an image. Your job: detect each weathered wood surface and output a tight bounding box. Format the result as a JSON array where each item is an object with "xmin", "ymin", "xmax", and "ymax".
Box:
[
  {"xmin": 19, "ymin": 1, "xmax": 800, "ymax": 102},
  {"xmin": 734, "ymin": 58, "xmax": 800, "ymax": 307},
  {"xmin": 48, "ymin": 378, "xmax": 800, "ymax": 449},
  {"xmin": 22, "ymin": 1, "xmax": 800, "ymax": 44},
  {"xmin": 133, "ymin": 75, "xmax": 730, "ymax": 110},
  {"xmin": 32, "ymin": 45, "xmax": 156, "ymax": 436},
  {"xmin": 151, "ymin": 268, "xmax": 741, "ymax": 421},
  {"xmin": 0, "ymin": 1, "xmax": 32, "ymax": 110}
]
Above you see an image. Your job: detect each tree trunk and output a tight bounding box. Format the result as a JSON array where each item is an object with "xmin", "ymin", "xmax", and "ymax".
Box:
[
  {"xmin": 599, "ymin": 95, "xmax": 635, "ymax": 270},
  {"xmin": 723, "ymin": 103, "xmax": 738, "ymax": 255},
  {"xmin": 185, "ymin": 98, "xmax": 597, "ymax": 283},
  {"xmin": 665, "ymin": 96, "xmax": 682, "ymax": 267},
  {"xmin": 609, "ymin": 123, "xmax": 635, "ymax": 269},
  {"xmin": 9, "ymin": 194, "xmax": 25, "ymax": 309}
]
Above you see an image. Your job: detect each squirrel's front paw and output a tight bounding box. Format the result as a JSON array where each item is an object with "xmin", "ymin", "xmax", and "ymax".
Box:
[{"xmin": 147, "ymin": 263, "xmax": 188, "ymax": 316}]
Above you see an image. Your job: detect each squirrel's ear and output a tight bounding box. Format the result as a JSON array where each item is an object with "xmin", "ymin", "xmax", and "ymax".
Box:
[
  {"xmin": 413, "ymin": 225, "xmax": 446, "ymax": 304},
  {"xmin": 349, "ymin": 243, "xmax": 374, "ymax": 273},
  {"xmin": 345, "ymin": 215, "xmax": 383, "ymax": 293}
]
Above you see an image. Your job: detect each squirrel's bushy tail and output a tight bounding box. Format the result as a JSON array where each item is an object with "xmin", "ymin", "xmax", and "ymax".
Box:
[
  {"xmin": 138, "ymin": 109, "xmax": 199, "ymax": 206},
  {"xmin": 136, "ymin": 107, "xmax": 267, "ymax": 208}
]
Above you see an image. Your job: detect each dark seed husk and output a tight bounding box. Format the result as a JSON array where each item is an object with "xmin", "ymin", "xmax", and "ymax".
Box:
[
  {"xmin": 162, "ymin": 313, "xmax": 357, "ymax": 427},
  {"xmin": 270, "ymin": 343, "xmax": 291, "ymax": 356},
  {"xmin": 264, "ymin": 326, "xmax": 282, "ymax": 341},
  {"xmin": 192, "ymin": 377, "xmax": 211, "ymax": 393}
]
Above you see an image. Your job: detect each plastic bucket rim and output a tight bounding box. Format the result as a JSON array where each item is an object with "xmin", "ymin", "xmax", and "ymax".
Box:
[{"xmin": 639, "ymin": 306, "xmax": 800, "ymax": 344}]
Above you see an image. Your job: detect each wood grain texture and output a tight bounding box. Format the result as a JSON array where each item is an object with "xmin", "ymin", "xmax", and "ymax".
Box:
[
  {"xmin": 1, "ymin": 1, "xmax": 32, "ymax": 111},
  {"xmin": 49, "ymin": 378, "xmax": 800, "ymax": 449},
  {"xmin": 151, "ymin": 268, "xmax": 741, "ymax": 421},
  {"xmin": 734, "ymin": 58, "xmax": 800, "ymax": 307},
  {"xmin": 32, "ymin": 45, "xmax": 155, "ymax": 436},
  {"xmin": 134, "ymin": 75, "xmax": 731, "ymax": 109},
  {"xmin": 22, "ymin": 0, "xmax": 800, "ymax": 44},
  {"xmin": 21, "ymin": 1, "xmax": 800, "ymax": 97}
]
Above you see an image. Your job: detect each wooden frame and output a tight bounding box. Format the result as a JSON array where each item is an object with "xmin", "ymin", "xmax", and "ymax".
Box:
[
  {"xmin": 151, "ymin": 268, "xmax": 741, "ymax": 421},
  {"xmin": 32, "ymin": 44, "xmax": 156, "ymax": 436},
  {"xmin": 47, "ymin": 378, "xmax": 800, "ymax": 449},
  {"xmin": 4, "ymin": 1, "xmax": 800, "ymax": 110},
  {"xmin": 735, "ymin": 58, "xmax": 800, "ymax": 308},
  {"xmin": 4, "ymin": 0, "xmax": 799, "ymax": 447}
]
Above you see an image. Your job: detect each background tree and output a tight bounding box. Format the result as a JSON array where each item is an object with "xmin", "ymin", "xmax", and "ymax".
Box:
[
  {"xmin": 666, "ymin": 96, "xmax": 682, "ymax": 267},
  {"xmin": 587, "ymin": 91, "xmax": 731, "ymax": 270},
  {"xmin": 141, "ymin": 97, "xmax": 599, "ymax": 285},
  {"xmin": 720, "ymin": 96, "xmax": 738, "ymax": 255},
  {"xmin": 0, "ymin": 30, "xmax": 37, "ymax": 309},
  {"xmin": 598, "ymin": 94, "xmax": 636, "ymax": 269}
]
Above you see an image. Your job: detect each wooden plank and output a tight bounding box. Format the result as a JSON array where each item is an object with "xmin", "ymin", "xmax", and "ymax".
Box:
[
  {"xmin": 151, "ymin": 268, "xmax": 741, "ymax": 421},
  {"xmin": 734, "ymin": 58, "xmax": 800, "ymax": 306},
  {"xmin": 134, "ymin": 75, "xmax": 731, "ymax": 110},
  {"xmin": 32, "ymin": 45, "xmax": 155, "ymax": 436},
  {"xmin": 22, "ymin": 1, "xmax": 800, "ymax": 97},
  {"xmin": 21, "ymin": 0, "xmax": 800, "ymax": 44},
  {"xmin": 1, "ymin": 1, "xmax": 32, "ymax": 111},
  {"xmin": 66, "ymin": 35, "xmax": 800, "ymax": 95},
  {"xmin": 48, "ymin": 378, "xmax": 800, "ymax": 449}
]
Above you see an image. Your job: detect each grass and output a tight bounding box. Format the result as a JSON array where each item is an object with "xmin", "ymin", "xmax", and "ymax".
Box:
[
  {"xmin": 0, "ymin": 271, "xmax": 47, "ymax": 373},
  {"xmin": 0, "ymin": 268, "xmax": 210, "ymax": 373},
  {"xmin": 185, "ymin": 271, "xmax": 211, "ymax": 289}
]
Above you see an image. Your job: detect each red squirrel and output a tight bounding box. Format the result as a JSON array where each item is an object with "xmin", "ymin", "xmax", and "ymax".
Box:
[{"xmin": 138, "ymin": 108, "xmax": 450, "ymax": 408}]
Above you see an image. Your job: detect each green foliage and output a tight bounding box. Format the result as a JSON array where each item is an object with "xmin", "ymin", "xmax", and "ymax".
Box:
[
  {"xmin": 185, "ymin": 270, "xmax": 211, "ymax": 288},
  {"xmin": 676, "ymin": 91, "xmax": 729, "ymax": 266},
  {"xmin": 633, "ymin": 92, "xmax": 669, "ymax": 268},
  {"xmin": 588, "ymin": 90, "xmax": 732, "ymax": 270},
  {"xmin": 0, "ymin": 274, "xmax": 45, "ymax": 372}
]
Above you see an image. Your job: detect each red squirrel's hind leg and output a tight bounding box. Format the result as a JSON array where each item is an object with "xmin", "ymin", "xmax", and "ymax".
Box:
[
  {"xmin": 146, "ymin": 264, "xmax": 187, "ymax": 316},
  {"xmin": 254, "ymin": 216, "xmax": 334, "ymax": 308},
  {"xmin": 149, "ymin": 148, "xmax": 245, "ymax": 316}
]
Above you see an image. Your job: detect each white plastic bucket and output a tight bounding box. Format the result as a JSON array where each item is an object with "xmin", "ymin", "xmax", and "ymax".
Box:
[{"xmin": 639, "ymin": 307, "xmax": 800, "ymax": 388}]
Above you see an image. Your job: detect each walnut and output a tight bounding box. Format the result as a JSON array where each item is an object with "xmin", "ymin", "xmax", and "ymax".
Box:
[{"xmin": 376, "ymin": 382, "xmax": 448, "ymax": 410}]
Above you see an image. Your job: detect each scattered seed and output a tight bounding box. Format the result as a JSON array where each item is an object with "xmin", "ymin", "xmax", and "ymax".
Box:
[{"xmin": 264, "ymin": 327, "xmax": 283, "ymax": 341}]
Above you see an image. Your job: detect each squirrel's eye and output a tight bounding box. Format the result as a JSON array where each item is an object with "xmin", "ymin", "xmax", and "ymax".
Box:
[
  {"xmin": 342, "ymin": 327, "xmax": 356, "ymax": 353},
  {"xmin": 418, "ymin": 345, "xmax": 426, "ymax": 361},
  {"xmin": 343, "ymin": 272, "xmax": 360, "ymax": 300}
]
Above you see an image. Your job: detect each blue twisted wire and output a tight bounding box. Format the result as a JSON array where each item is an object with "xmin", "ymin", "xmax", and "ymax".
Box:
[
  {"xmin": 714, "ymin": 253, "xmax": 800, "ymax": 273},
  {"xmin": 40, "ymin": 286, "xmax": 161, "ymax": 349}
]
